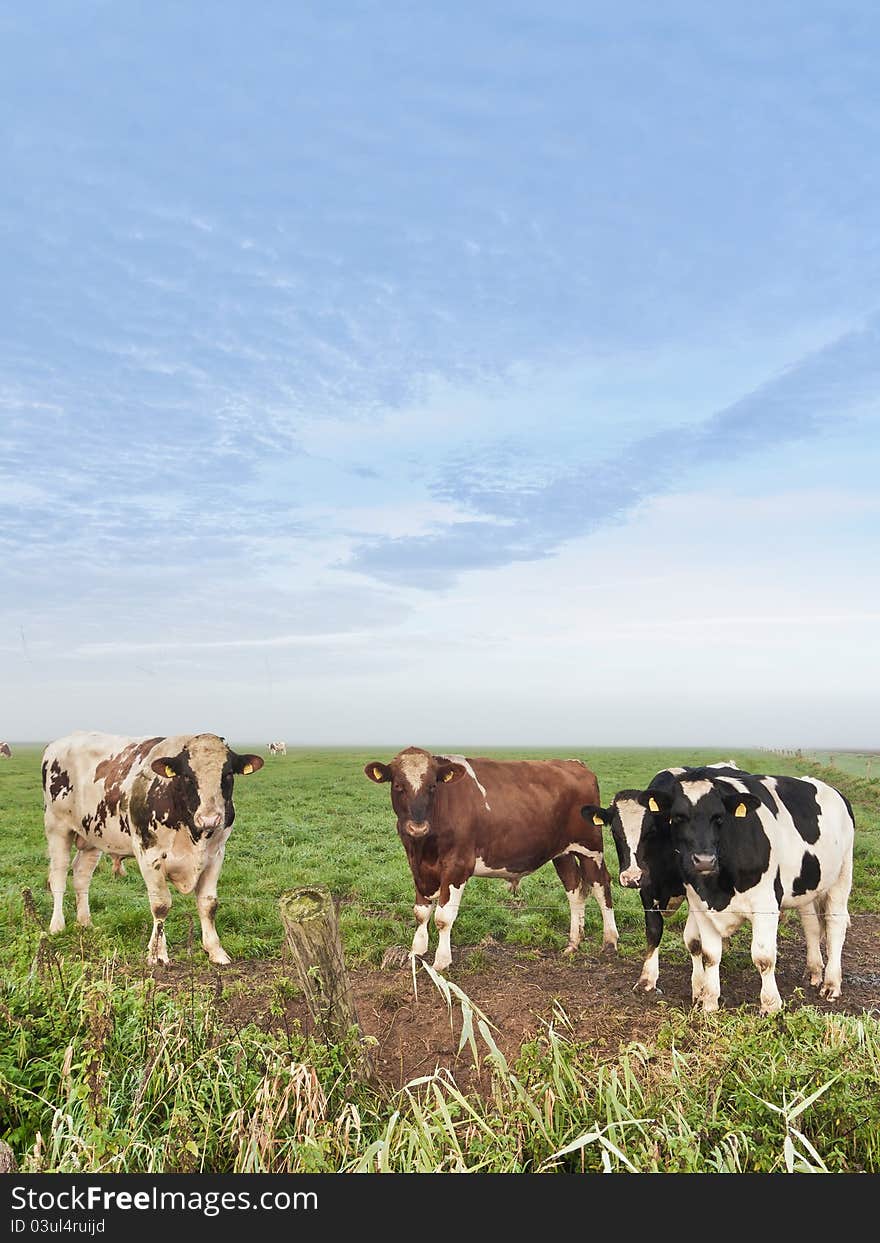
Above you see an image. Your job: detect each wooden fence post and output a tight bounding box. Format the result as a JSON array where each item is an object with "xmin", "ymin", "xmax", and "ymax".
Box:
[{"xmin": 279, "ymin": 886, "xmax": 374, "ymax": 1078}]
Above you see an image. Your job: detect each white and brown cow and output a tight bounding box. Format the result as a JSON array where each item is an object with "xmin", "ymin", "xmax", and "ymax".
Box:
[
  {"xmin": 268, "ymin": 741, "xmax": 287, "ymax": 757},
  {"xmin": 365, "ymin": 746, "xmax": 619, "ymax": 970},
  {"xmin": 42, "ymin": 732, "xmax": 263, "ymax": 964},
  {"xmin": 0, "ymin": 742, "xmax": 11, "ymax": 759}
]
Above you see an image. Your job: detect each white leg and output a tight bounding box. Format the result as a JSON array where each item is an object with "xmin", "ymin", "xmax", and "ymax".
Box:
[
  {"xmin": 821, "ymin": 863, "xmax": 853, "ymax": 1001},
  {"xmin": 684, "ymin": 910, "xmax": 705, "ymax": 1002},
  {"xmin": 638, "ymin": 944, "xmax": 661, "ymax": 992},
  {"xmin": 433, "ymin": 883, "xmax": 465, "ymax": 972},
  {"xmin": 47, "ymin": 829, "xmax": 73, "ymax": 934},
  {"xmin": 591, "ymin": 879, "xmax": 619, "ymax": 950},
  {"xmin": 72, "ymin": 848, "xmax": 103, "ymax": 927},
  {"xmin": 750, "ymin": 912, "xmax": 782, "ymax": 1014},
  {"xmin": 412, "ymin": 898, "xmax": 433, "ymax": 958},
  {"xmin": 798, "ymin": 902, "xmax": 824, "ymax": 987},
  {"xmin": 195, "ymin": 856, "xmax": 230, "ymax": 965},
  {"xmin": 696, "ymin": 917, "xmax": 723, "ymax": 1012},
  {"xmin": 141, "ymin": 870, "xmax": 173, "ymax": 965},
  {"xmin": 563, "ymin": 887, "xmax": 586, "ymax": 955}
]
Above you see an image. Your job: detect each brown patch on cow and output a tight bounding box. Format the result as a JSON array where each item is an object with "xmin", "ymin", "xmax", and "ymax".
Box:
[
  {"xmin": 48, "ymin": 760, "xmax": 73, "ymax": 801},
  {"xmin": 95, "ymin": 738, "xmax": 163, "ymax": 818}
]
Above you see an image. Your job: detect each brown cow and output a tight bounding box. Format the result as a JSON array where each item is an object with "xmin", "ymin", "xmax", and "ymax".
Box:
[
  {"xmin": 364, "ymin": 747, "xmax": 618, "ymax": 970},
  {"xmin": 0, "ymin": 742, "xmax": 11, "ymax": 759}
]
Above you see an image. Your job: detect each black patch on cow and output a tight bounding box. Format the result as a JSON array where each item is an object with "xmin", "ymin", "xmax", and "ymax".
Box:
[
  {"xmin": 48, "ymin": 760, "xmax": 73, "ymax": 801},
  {"xmin": 774, "ymin": 868, "xmax": 783, "ymax": 907},
  {"xmin": 773, "ymin": 777, "xmax": 821, "ymax": 844},
  {"xmin": 793, "ymin": 851, "xmax": 821, "ymax": 897},
  {"xmin": 41, "ymin": 760, "xmax": 48, "ymax": 790}
]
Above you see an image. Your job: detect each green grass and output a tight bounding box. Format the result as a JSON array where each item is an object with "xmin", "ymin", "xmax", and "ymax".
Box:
[
  {"xmin": 3, "ymin": 744, "xmax": 878, "ymax": 967},
  {"xmin": 2, "ymin": 744, "xmax": 879, "ymax": 1173}
]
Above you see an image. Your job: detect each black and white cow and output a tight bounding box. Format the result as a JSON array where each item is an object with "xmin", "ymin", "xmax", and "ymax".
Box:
[
  {"xmin": 584, "ymin": 761, "xmax": 742, "ymax": 993},
  {"xmin": 268, "ymin": 741, "xmax": 287, "ymax": 757},
  {"xmin": 593, "ymin": 766, "xmax": 855, "ymax": 1013},
  {"xmin": 43, "ymin": 731, "xmax": 264, "ymax": 964}
]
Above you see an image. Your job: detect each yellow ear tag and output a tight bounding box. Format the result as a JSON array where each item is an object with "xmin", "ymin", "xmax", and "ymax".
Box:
[
  {"xmin": 648, "ymin": 797, "xmax": 660, "ymax": 812},
  {"xmin": 242, "ymin": 763, "xmax": 254, "ymax": 775},
  {"xmin": 442, "ymin": 770, "xmax": 455, "ymax": 782},
  {"xmin": 592, "ymin": 813, "xmax": 604, "ymax": 826},
  {"xmin": 734, "ymin": 802, "xmax": 747, "ymax": 818},
  {"xmin": 164, "ymin": 765, "xmax": 175, "ymax": 778},
  {"xmin": 372, "ymin": 766, "xmax": 384, "ymax": 781}
]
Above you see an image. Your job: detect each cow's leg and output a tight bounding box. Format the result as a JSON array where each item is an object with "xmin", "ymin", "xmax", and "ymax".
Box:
[
  {"xmin": 47, "ymin": 828, "xmax": 74, "ymax": 934},
  {"xmin": 694, "ymin": 916, "xmax": 723, "ymax": 1012},
  {"xmin": 798, "ymin": 902, "xmax": 825, "ymax": 987},
  {"xmin": 140, "ymin": 869, "xmax": 173, "ymax": 965},
  {"xmin": 636, "ymin": 907, "xmax": 664, "ymax": 992},
  {"xmin": 194, "ymin": 857, "xmax": 231, "ymax": 965},
  {"xmin": 820, "ymin": 862, "xmax": 853, "ymax": 1001},
  {"xmin": 566, "ymin": 848, "xmax": 619, "ymax": 951},
  {"xmin": 433, "ymin": 882, "xmax": 465, "ymax": 972},
  {"xmin": 72, "ymin": 847, "xmax": 103, "ymax": 927},
  {"xmin": 750, "ymin": 912, "xmax": 782, "ymax": 1014},
  {"xmin": 683, "ymin": 908, "xmax": 705, "ymax": 1002},
  {"xmin": 412, "ymin": 892, "xmax": 434, "ymax": 958},
  {"xmin": 553, "ymin": 855, "xmax": 585, "ymax": 955}
]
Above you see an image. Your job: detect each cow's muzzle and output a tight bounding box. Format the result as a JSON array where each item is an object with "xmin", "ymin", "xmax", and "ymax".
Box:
[
  {"xmin": 403, "ymin": 820, "xmax": 430, "ymax": 839},
  {"xmin": 691, "ymin": 853, "xmax": 718, "ymax": 876},
  {"xmin": 195, "ymin": 812, "xmax": 224, "ymax": 830},
  {"xmin": 619, "ymin": 869, "xmax": 642, "ymax": 889}
]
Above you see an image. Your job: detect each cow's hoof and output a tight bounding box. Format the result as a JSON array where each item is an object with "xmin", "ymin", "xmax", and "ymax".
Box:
[
  {"xmin": 381, "ymin": 945, "xmax": 414, "ymax": 970},
  {"xmin": 601, "ymin": 940, "xmax": 619, "ymax": 954},
  {"xmin": 76, "ymin": 917, "xmax": 92, "ymax": 928},
  {"xmin": 207, "ymin": 951, "xmax": 232, "ymax": 966},
  {"xmin": 760, "ymin": 1000, "xmax": 784, "ymax": 1016},
  {"xmin": 819, "ymin": 983, "xmax": 841, "ymax": 1001},
  {"xmin": 49, "ymin": 920, "xmax": 65, "ymax": 935},
  {"xmin": 633, "ymin": 979, "xmax": 659, "ymax": 994},
  {"xmin": 562, "ymin": 942, "xmax": 578, "ymax": 956},
  {"xmin": 147, "ymin": 955, "xmax": 170, "ymax": 967},
  {"xmin": 432, "ymin": 957, "xmax": 452, "ymax": 973}
]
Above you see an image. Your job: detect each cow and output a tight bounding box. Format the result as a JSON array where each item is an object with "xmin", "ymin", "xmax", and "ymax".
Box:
[
  {"xmin": 584, "ymin": 761, "xmax": 744, "ymax": 994},
  {"xmin": 42, "ymin": 732, "xmax": 264, "ymax": 965},
  {"xmin": 0, "ymin": 742, "xmax": 11, "ymax": 759},
  {"xmin": 268, "ymin": 741, "xmax": 287, "ymax": 757},
  {"xmin": 592, "ymin": 767, "xmax": 854, "ymax": 1014},
  {"xmin": 364, "ymin": 746, "xmax": 619, "ymax": 971}
]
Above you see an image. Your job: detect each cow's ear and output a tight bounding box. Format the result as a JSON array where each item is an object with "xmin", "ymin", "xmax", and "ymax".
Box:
[
  {"xmin": 435, "ymin": 762, "xmax": 466, "ymax": 785},
  {"xmin": 582, "ymin": 804, "xmax": 610, "ymax": 826},
  {"xmin": 151, "ymin": 758, "xmax": 178, "ymax": 779},
  {"xmin": 720, "ymin": 789, "xmax": 761, "ymax": 818},
  {"xmin": 232, "ymin": 753, "xmax": 264, "ymax": 775},
  {"xmin": 365, "ymin": 761, "xmax": 392, "ymax": 783},
  {"xmin": 641, "ymin": 789, "xmax": 671, "ymax": 814}
]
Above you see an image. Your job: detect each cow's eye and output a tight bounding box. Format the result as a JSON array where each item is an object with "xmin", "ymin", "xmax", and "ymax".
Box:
[
  {"xmin": 711, "ymin": 814, "xmax": 724, "ymax": 826},
  {"xmin": 392, "ymin": 783, "xmax": 403, "ymax": 793}
]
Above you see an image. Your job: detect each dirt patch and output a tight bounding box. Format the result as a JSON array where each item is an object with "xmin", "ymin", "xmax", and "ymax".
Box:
[{"xmin": 149, "ymin": 914, "xmax": 880, "ymax": 1095}]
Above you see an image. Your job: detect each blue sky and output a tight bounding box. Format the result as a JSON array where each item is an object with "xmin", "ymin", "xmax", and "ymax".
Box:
[{"xmin": 2, "ymin": 2, "xmax": 878, "ymax": 747}]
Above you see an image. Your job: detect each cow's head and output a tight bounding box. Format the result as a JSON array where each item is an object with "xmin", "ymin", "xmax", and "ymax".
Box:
[
  {"xmin": 648, "ymin": 780, "xmax": 761, "ymax": 884},
  {"xmin": 582, "ymin": 789, "xmax": 668, "ymax": 888},
  {"xmin": 150, "ymin": 735, "xmax": 264, "ymax": 839},
  {"xmin": 364, "ymin": 747, "xmax": 466, "ymax": 839}
]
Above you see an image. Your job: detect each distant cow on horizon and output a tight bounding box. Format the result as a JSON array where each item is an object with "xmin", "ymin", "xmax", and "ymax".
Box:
[
  {"xmin": 268, "ymin": 741, "xmax": 287, "ymax": 757},
  {"xmin": 43, "ymin": 731, "xmax": 264, "ymax": 964},
  {"xmin": 0, "ymin": 742, "xmax": 11, "ymax": 759}
]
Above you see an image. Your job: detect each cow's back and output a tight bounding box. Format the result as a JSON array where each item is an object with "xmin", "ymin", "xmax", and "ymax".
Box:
[{"xmin": 42, "ymin": 732, "xmax": 167, "ymax": 846}]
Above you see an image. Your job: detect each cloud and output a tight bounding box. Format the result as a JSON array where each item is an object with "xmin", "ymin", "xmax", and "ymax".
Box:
[{"xmin": 347, "ymin": 318, "xmax": 880, "ymax": 586}]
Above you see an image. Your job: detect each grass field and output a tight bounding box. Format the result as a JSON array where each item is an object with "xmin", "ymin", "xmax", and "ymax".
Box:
[{"xmin": 2, "ymin": 743, "xmax": 879, "ymax": 1173}]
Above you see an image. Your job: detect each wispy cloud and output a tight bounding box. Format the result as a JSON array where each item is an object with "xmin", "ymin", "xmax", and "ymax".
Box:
[{"xmin": 348, "ymin": 318, "xmax": 880, "ymax": 586}]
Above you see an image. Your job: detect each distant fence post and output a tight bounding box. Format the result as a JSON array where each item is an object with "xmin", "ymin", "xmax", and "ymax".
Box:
[{"xmin": 279, "ymin": 885, "xmax": 374, "ymax": 1079}]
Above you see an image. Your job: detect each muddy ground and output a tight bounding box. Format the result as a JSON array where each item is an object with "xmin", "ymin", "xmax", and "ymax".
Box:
[{"xmin": 150, "ymin": 913, "xmax": 880, "ymax": 1094}]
